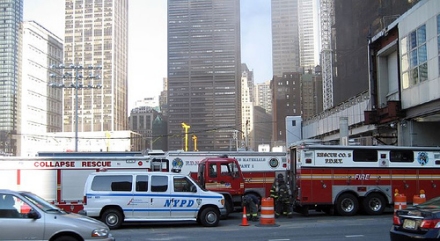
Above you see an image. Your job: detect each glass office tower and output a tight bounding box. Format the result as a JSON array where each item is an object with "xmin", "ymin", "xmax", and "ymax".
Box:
[{"xmin": 167, "ymin": 0, "xmax": 242, "ymax": 151}]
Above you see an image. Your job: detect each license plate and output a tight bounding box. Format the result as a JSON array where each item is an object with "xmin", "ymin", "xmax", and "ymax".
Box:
[{"xmin": 403, "ymin": 219, "xmax": 416, "ymax": 229}]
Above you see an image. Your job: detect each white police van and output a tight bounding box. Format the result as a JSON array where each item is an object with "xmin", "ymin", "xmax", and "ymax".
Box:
[{"xmin": 82, "ymin": 172, "xmax": 226, "ymax": 229}]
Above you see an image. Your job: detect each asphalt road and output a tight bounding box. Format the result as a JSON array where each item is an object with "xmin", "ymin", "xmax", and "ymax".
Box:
[{"xmin": 110, "ymin": 211, "xmax": 393, "ymax": 241}]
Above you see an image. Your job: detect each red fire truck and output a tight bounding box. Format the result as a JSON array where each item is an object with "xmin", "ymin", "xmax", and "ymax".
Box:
[
  {"xmin": 288, "ymin": 143, "xmax": 440, "ymax": 216},
  {"xmin": 165, "ymin": 151, "xmax": 287, "ymax": 195},
  {"xmin": 161, "ymin": 151, "xmax": 288, "ymax": 213}
]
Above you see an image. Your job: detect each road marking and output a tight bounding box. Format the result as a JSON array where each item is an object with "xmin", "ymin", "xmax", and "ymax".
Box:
[
  {"xmin": 345, "ymin": 235, "xmax": 364, "ymax": 238},
  {"xmin": 268, "ymin": 239, "xmax": 290, "ymax": 241}
]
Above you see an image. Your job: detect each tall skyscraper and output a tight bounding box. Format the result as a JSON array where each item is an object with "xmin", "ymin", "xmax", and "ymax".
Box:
[
  {"xmin": 0, "ymin": 0, "xmax": 23, "ymax": 156},
  {"xmin": 271, "ymin": 0, "xmax": 300, "ymax": 77},
  {"xmin": 272, "ymin": 0, "xmax": 320, "ymax": 76},
  {"xmin": 298, "ymin": 0, "xmax": 320, "ymax": 69},
  {"xmin": 167, "ymin": 0, "xmax": 241, "ymax": 151},
  {"xmin": 62, "ymin": 0, "xmax": 128, "ymax": 134}
]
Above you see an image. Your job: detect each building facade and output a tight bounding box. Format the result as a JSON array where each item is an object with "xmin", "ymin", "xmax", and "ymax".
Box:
[
  {"xmin": 332, "ymin": 0, "xmax": 420, "ymax": 104},
  {"xmin": 301, "ymin": 68, "xmax": 323, "ymax": 120},
  {"xmin": 241, "ymin": 64, "xmax": 253, "ymax": 150},
  {"xmin": 254, "ymin": 80, "xmax": 272, "ymax": 114},
  {"xmin": 271, "ymin": 72, "xmax": 302, "ymax": 148},
  {"xmin": 167, "ymin": 0, "xmax": 241, "ymax": 151},
  {"xmin": 62, "ymin": 0, "xmax": 128, "ymax": 134},
  {"xmin": 366, "ymin": 0, "xmax": 440, "ymax": 147},
  {"xmin": 129, "ymin": 106, "xmax": 159, "ymax": 151},
  {"xmin": 271, "ymin": 0, "xmax": 300, "ymax": 76},
  {"xmin": 0, "ymin": 0, "xmax": 23, "ymax": 156},
  {"xmin": 19, "ymin": 21, "xmax": 63, "ymax": 156}
]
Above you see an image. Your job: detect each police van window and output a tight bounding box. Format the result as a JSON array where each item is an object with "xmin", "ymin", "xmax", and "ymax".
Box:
[
  {"xmin": 173, "ymin": 176, "xmax": 193, "ymax": 192},
  {"xmin": 91, "ymin": 175, "xmax": 132, "ymax": 192},
  {"xmin": 353, "ymin": 149, "xmax": 377, "ymax": 162},
  {"xmin": 151, "ymin": 175, "xmax": 168, "ymax": 192},
  {"xmin": 136, "ymin": 175, "xmax": 149, "ymax": 192},
  {"xmin": 390, "ymin": 150, "xmax": 414, "ymax": 162}
]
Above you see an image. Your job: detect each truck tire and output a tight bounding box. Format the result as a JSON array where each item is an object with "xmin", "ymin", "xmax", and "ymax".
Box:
[
  {"xmin": 101, "ymin": 209, "xmax": 123, "ymax": 229},
  {"xmin": 362, "ymin": 193, "xmax": 385, "ymax": 215},
  {"xmin": 224, "ymin": 197, "xmax": 233, "ymax": 216},
  {"xmin": 199, "ymin": 207, "xmax": 220, "ymax": 227},
  {"xmin": 335, "ymin": 193, "xmax": 359, "ymax": 216}
]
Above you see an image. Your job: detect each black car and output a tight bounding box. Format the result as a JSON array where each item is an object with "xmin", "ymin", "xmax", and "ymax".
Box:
[{"xmin": 390, "ymin": 196, "xmax": 440, "ymax": 241}]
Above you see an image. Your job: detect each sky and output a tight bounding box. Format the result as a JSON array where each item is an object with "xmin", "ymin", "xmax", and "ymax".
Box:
[{"xmin": 23, "ymin": 0, "xmax": 273, "ymax": 110}]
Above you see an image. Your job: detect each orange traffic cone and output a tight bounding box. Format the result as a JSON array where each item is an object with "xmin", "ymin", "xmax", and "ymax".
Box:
[{"xmin": 240, "ymin": 206, "xmax": 249, "ymax": 226}]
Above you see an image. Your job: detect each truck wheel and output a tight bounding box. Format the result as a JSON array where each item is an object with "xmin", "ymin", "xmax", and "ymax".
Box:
[
  {"xmin": 362, "ymin": 193, "xmax": 385, "ymax": 215},
  {"xmin": 335, "ymin": 193, "xmax": 359, "ymax": 216},
  {"xmin": 101, "ymin": 209, "xmax": 123, "ymax": 229},
  {"xmin": 199, "ymin": 207, "xmax": 220, "ymax": 227},
  {"xmin": 224, "ymin": 198, "xmax": 233, "ymax": 217}
]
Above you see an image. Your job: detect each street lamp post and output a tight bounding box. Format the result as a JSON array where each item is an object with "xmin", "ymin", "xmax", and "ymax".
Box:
[{"xmin": 49, "ymin": 64, "xmax": 102, "ymax": 152}]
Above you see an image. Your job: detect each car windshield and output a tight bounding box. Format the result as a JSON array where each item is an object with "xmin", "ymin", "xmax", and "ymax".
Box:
[
  {"xmin": 417, "ymin": 196, "xmax": 440, "ymax": 209},
  {"xmin": 21, "ymin": 192, "xmax": 65, "ymax": 213}
]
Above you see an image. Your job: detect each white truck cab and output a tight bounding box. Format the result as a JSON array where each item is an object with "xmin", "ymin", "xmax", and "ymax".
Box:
[{"xmin": 82, "ymin": 172, "xmax": 226, "ymax": 229}]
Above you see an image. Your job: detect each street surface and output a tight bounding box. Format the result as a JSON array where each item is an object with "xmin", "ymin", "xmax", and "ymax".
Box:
[{"xmin": 110, "ymin": 211, "xmax": 393, "ymax": 241}]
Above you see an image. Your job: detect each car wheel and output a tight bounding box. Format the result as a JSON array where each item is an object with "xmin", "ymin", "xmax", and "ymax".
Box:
[
  {"xmin": 101, "ymin": 209, "xmax": 123, "ymax": 229},
  {"xmin": 362, "ymin": 193, "xmax": 386, "ymax": 215},
  {"xmin": 199, "ymin": 207, "xmax": 220, "ymax": 227},
  {"xmin": 336, "ymin": 193, "xmax": 359, "ymax": 216},
  {"xmin": 54, "ymin": 236, "xmax": 79, "ymax": 241}
]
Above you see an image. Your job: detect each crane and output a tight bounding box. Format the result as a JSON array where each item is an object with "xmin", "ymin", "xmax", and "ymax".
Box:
[{"xmin": 320, "ymin": 0, "xmax": 334, "ymax": 110}]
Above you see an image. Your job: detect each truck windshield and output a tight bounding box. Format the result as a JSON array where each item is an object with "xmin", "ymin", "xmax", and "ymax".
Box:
[{"xmin": 21, "ymin": 192, "xmax": 65, "ymax": 213}]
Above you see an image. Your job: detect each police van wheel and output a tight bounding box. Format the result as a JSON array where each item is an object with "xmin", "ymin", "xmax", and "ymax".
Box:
[
  {"xmin": 336, "ymin": 193, "xmax": 359, "ymax": 216},
  {"xmin": 199, "ymin": 207, "xmax": 220, "ymax": 227},
  {"xmin": 101, "ymin": 209, "xmax": 123, "ymax": 229}
]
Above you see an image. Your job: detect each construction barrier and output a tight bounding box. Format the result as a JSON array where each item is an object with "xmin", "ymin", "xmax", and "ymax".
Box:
[
  {"xmin": 256, "ymin": 197, "xmax": 279, "ymax": 227},
  {"xmin": 413, "ymin": 195, "xmax": 426, "ymax": 206},
  {"xmin": 413, "ymin": 190, "xmax": 426, "ymax": 206},
  {"xmin": 394, "ymin": 194, "xmax": 407, "ymax": 212},
  {"xmin": 240, "ymin": 206, "xmax": 249, "ymax": 226}
]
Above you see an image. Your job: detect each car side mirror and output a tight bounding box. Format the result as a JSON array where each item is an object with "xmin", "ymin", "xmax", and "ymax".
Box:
[
  {"xmin": 190, "ymin": 185, "xmax": 197, "ymax": 193},
  {"xmin": 27, "ymin": 210, "xmax": 41, "ymax": 219}
]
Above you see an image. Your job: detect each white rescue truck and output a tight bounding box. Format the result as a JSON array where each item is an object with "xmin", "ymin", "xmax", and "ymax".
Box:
[{"xmin": 0, "ymin": 156, "xmax": 168, "ymax": 213}]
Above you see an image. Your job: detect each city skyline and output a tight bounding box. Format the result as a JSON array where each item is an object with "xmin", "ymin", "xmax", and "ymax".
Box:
[{"xmin": 23, "ymin": 0, "xmax": 273, "ymax": 111}]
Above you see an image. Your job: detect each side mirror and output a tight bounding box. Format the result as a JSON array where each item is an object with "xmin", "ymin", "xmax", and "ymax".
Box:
[
  {"xmin": 190, "ymin": 185, "xmax": 197, "ymax": 193},
  {"xmin": 27, "ymin": 210, "xmax": 41, "ymax": 219}
]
